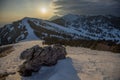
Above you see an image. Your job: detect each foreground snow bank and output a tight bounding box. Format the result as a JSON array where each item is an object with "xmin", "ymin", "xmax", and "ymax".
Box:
[
  {"xmin": 0, "ymin": 41, "xmax": 120, "ymax": 80},
  {"xmin": 22, "ymin": 58, "xmax": 80, "ymax": 80}
]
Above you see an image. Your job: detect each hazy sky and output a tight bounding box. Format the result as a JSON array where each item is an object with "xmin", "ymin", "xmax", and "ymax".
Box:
[
  {"xmin": 0, "ymin": 0, "xmax": 54, "ymax": 26},
  {"xmin": 0, "ymin": 0, "xmax": 120, "ymax": 27}
]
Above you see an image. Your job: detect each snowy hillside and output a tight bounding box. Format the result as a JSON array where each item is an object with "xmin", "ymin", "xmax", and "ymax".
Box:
[
  {"xmin": 0, "ymin": 41, "xmax": 120, "ymax": 80},
  {"xmin": 52, "ymin": 14, "xmax": 120, "ymax": 42},
  {"xmin": 0, "ymin": 14, "xmax": 120, "ymax": 46},
  {"xmin": 0, "ymin": 17, "xmax": 39, "ymax": 46}
]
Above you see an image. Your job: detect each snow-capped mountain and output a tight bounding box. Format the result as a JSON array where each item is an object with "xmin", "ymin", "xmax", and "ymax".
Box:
[
  {"xmin": 0, "ymin": 17, "xmax": 76, "ymax": 46},
  {"xmin": 52, "ymin": 14, "xmax": 120, "ymax": 42},
  {"xmin": 0, "ymin": 14, "xmax": 120, "ymax": 46}
]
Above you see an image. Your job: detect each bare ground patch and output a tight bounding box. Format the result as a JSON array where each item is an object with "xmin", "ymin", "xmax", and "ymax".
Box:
[{"xmin": 0, "ymin": 45, "xmax": 14, "ymax": 58}]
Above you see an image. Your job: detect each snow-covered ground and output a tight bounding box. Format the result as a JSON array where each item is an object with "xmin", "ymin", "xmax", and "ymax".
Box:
[{"xmin": 0, "ymin": 41, "xmax": 120, "ymax": 80}]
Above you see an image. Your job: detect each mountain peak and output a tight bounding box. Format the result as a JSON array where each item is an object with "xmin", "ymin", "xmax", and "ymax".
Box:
[{"xmin": 22, "ymin": 17, "xmax": 32, "ymax": 21}]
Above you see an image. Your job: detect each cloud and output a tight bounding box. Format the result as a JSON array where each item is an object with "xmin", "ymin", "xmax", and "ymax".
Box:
[{"xmin": 52, "ymin": 0, "xmax": 120, "ymax": 16}]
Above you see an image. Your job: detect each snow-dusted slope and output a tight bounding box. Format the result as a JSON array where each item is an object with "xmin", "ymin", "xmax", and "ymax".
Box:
[
  {"xmin": 0, "ymin": 17, "xmax": 40, "ymax": 46},
  {"xmin": 0, "ymin": 41, "xmax": 120, "ymax": 80},
  {"xmin": 52, "ymin": 14, "xmax": 120, "ymax": 42},
  {"xmin": 0, "ymin": 14, "xmax": 120, "ymax": 46},
  {"xmin": 21, "ymin": 18, "xmax": 39, "ymax": 40}
]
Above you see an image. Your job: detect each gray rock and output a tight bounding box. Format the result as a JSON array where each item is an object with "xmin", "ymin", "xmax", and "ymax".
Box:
[
  {"xmin": 18, "ymin": 44, "xmax": 67, "ymax": 77},
  {"xmin": 20, "ymin": 45, "xmax": 43, "ymax": 60}
]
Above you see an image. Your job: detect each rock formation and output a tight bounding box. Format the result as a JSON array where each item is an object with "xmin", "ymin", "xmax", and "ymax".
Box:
[{"xmin": 18, "ymin": 44, "xmax": 67, "ymax": 76}]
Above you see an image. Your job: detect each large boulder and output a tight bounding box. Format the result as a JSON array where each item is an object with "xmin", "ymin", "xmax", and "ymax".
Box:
[
  {"xmin": 20, "ymin": 45, "xmax": 43, "ymax": 60},
  {"xmin": 18, "ymin": 44, "xmax": 67, "ymax": 77}
]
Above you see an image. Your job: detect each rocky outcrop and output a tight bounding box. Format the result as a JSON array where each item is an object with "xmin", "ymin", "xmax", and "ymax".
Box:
[{"xmin": 18, "ymin": 44, "xmax": 67, "ymax": 76}]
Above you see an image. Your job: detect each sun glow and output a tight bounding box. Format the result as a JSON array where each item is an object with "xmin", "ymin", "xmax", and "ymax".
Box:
[
  {"xmin": 37, "ymin": 5, "xmax": 54, "ymax": 19},
  {"xmin": 40, "ymin": 7, "xmax": 47, "ymax": 14}
]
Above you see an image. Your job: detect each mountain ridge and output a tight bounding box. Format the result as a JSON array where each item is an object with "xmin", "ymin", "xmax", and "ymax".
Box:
[{"xmin": 0, "ymin": 14, "xmax": 120, "ymax": 47}]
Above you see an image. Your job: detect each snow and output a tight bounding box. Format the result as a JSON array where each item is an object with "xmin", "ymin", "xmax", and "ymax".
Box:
[
  {"xmin": 40, "ymin": 17, "xmax": 120, "ymax": 42},
  {"xmin": 24, "ymin": 18, "xmax": 81, "ymax": 37},
  {"xmin": 7, "ymin": 37, "xmax": 11, "ymax": 41},
  {"xmin": 27, "ymin": 18, "xmax": 80, "ymax": 37},
  {"xmin": 22, "ymin": 58, "xmax": 80, "ymax": 80},
  {"xmin": 15, "ymin": 34, "xmax": 25, "ymax": 42},
  {"xmin": 1, "ymin": 16, "xmax": 120, "ymax": 44},
  {"xmin": 60, "ymin": 14, "xmax": 120, "ymax": 42},
  {"xmin": 18, "ymin": 25, "xmax": 21, "ymax": 29},
  {"xmin": 0, "ymin": 41, "xmax": 120, "ymax": 80},
  {"xmin": 45, "ymin": 21, "xmax": 82, "ymax": 36},
  {"xmin": 21, "ymin": 18, "xmax": 39, "ymax": 41},
  {"xmin": 3, "ymin": 32, "xmax": 8, "ymax": 38},
  {"xmin": 50, "ymin": 35, "xmax": 64, "ymax": 39},
  {"xmin": 42, "ymin": 33, "xmax": 48, "ymax": 37},
  {"xmin": 9, "ymin": 26, "xmax": 14, "ymax": 31}
]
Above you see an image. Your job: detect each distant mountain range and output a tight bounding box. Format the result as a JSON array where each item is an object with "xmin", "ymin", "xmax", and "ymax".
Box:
[
  {"xmin": 49, "ymin": 15, "xmax": 60, "ymax": 21},
  {"xmin": 0, "ymin": 14, "xmax": 120, "ymax": 48}
]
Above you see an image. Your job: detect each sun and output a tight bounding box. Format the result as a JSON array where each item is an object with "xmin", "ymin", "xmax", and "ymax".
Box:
[{"xmin": 40, "ymin": 7, "xmax": 47, "ymax": 14}]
